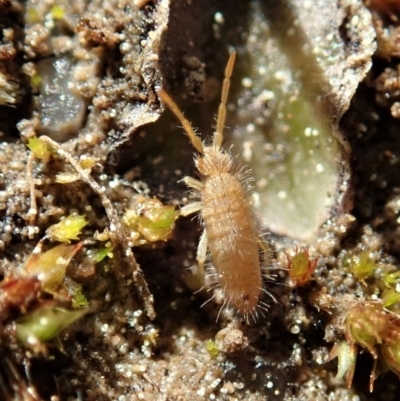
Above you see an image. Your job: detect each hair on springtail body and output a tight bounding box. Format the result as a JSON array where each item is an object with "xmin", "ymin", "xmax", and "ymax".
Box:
[{"xmin": 159, "ymin": 51, "xmax": 274, "ymax": 322}]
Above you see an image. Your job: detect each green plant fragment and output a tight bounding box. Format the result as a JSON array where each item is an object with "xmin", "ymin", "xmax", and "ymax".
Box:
[
  {"xmin": 31, "ymin": 74, "xmax": 42, "ymax": 90},
  {"xmin": 335, "ymin": 302, "xmax": 400, "ymax": 390},
  {"xmin": 16, "ymin": 304, "xmax": 88, "ymax": 347},
  {"xmin": 123, "ymin": 199, "xmax": 178, "ymax": 244},
  {"xmin": 286, "ymin": 247, "xmax": 318, "ymax": 286},
  {"xmin": 24, "ymin": 243, "xmax": 82, "ymax": 291},
  {"xmin": 94, "ymin": 244, "xmax": 114, "ymax": 263},
  {"xmin": 50, "ymin": 5, "xmax": 64, "ymax": 20},
  {"xmin": 69, "ymin": 284, "xmax": 89, "ymax": 308},
  {"xmin": 138, "ymin": 205, "xmax": 178, "ymax": 242},
  {"xmin": 381, "ymin": 335, "xmax": 400, "ymax": 376},
  {"xmin": 27, "ymin": 137, "xmax": 51, "ymax": 162},
  {"xmin": 205, "ymin": 340, "xmax": 219, "ymax": 358},
  {"xmin": 384, "ymin": 270, "xmax": 400, "ymax": 286},
  {"xmin": 349, "ymin": 251, "xmax": 377, "ymax": 282},
  {"xmin": 382, "ymin": 288, "xmax": 400, "ymax": 309},
  {"xmin": 46, "ymin": 214, "xmax": 87, "ymax": 242},
  {"xmin": 346, "ymin": 304, "xmax": 383, "ymax": 354},
  {"xmin": 79, "ymin": 157, "xmax": 97, "ymax": 170}
]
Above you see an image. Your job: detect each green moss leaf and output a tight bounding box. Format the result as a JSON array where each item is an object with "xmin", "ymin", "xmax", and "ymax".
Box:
[
  {"xmin": 27, "ymin": 137, "xmax": 51, "ymax": 162},
  {"xmin": 24, "ymin": 243, "xmax": 82, "ymax": 291},
  {"xmin": 46, "ymin": 214, "xmax": 88, "ymax": 242},
  {"xmin": 16, "ymin": 304, "xmax": 88, "ymax": 347},
  {"xmin": 138, "ymin": 205, "xmax": 178, "ymax": 242}
]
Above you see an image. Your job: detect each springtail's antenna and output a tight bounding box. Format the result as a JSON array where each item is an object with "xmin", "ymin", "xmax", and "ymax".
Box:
[
  {"xmin": 159, "ymin": 51, "xmax": 236, "ymax": 153},
  {"xmin": 158, "ymin": 88, "xmax": 204, "ymax": 154},
  {"xmin": 214, "ymin": 51, "xmax": 236, "ymax": 149}
]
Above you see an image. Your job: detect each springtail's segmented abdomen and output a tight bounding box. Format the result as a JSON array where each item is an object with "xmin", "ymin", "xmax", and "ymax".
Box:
[{"xmin": 202, "ymin": 172, "xmax": 262, "ymax": 315}]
